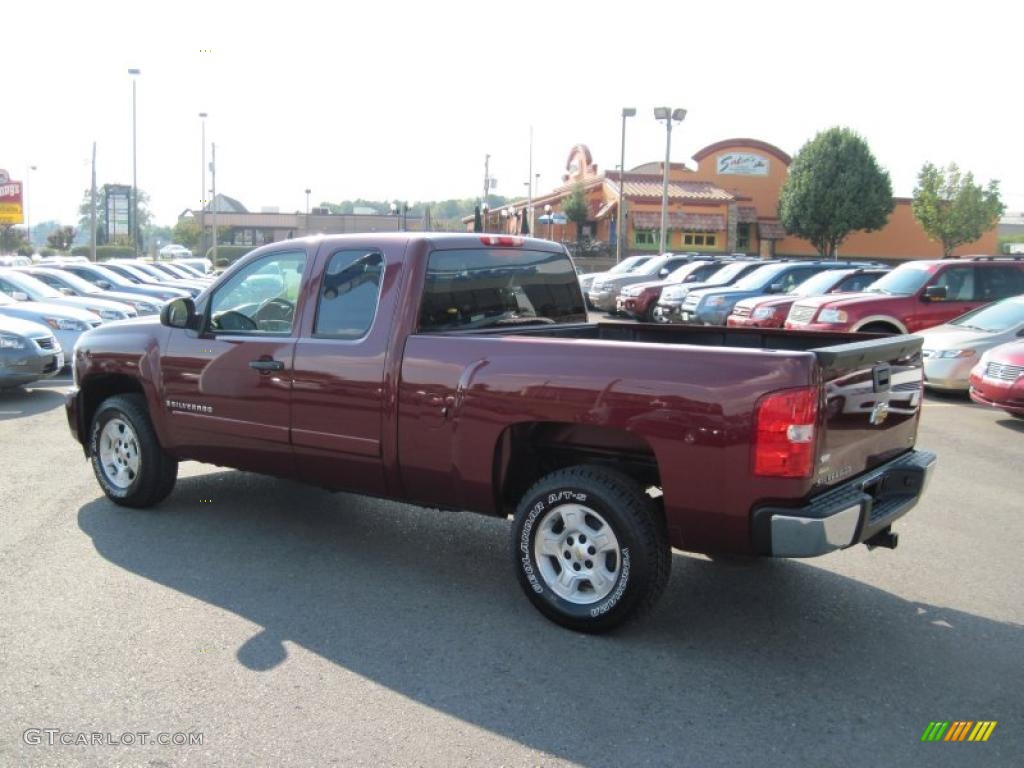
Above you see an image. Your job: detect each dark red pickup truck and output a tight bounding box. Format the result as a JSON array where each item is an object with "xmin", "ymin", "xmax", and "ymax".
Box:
[{"xmin": 67, "ymin": 233, "xmax": 936, "ymax": 632}]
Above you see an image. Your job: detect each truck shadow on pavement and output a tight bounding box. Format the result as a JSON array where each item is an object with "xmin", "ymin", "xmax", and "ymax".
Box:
[
  {"xmin": 0, "ymin": 386, "xmax": 67, "ymax": 421},
  {"xmin": 77, "ymin": 471, "xmax": 1023, "ymax": 766}
]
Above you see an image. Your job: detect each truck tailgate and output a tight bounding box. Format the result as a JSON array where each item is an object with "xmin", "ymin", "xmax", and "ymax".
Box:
[{"xmin": 813, "ymin": 335, "xmax": 924, "ymax": 491}]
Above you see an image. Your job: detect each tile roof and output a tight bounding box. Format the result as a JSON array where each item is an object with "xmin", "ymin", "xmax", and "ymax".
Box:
[
  {"xmin": 757, "ymin": 220, "xmax": 787, "ymax": 240},
  {"xmin": 737, "ymin": 205, "xmax": 759, "ymax": 223},
  {"xmin": 633, "ymin": 212, "xmax": 726, "ymax": 231},
  {"xmin": 618, "ymin": 179, "xmax": 734, "ymax": 202}
]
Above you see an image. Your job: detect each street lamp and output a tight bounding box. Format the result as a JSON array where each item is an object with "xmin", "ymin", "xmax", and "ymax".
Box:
[
  {"xmin": 654, "ymin": 106, "xmax": 686, "ymax": 254},
  {"xmin": 129, "ymin": 68, "xmax": 141, "ymax": 256},
  {"xmin": 305, "ymin": 188, "xmax": 311, "ymax": 216},
  {"xmin": 617, "ymin": 108, "xmax": 636, "ymax": 264},
  {"xmin": 544, "ymin": 204, "xmax": 553, "ymax": 240},
  {"xmin": 25, "ymin": 164, "xmax": 37, "ymax": 250},
  {"xmin": 199, "ymin": 112, "xmax": 207, "ymax": 255}
]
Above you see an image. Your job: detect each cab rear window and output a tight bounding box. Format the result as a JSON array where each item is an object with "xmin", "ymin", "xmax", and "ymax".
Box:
[{"xmin": 419, "ymin": 249, "xmax": 586, "ymax": 331}]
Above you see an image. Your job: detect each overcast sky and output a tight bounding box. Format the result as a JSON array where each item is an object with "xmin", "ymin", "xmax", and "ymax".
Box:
[{"xmin": 4, "ymin": 0, "xmax": 1022, "ymax": 228}]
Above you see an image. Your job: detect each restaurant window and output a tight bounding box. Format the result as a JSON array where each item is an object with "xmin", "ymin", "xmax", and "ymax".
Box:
[
  {"xmin": 683, "ymin": 233, "xmax": 717, "ymax": 247},
  {"xmin": 737, "ymin": 223, "xmax": 750, "ymax": 250},
  {"xmin": 634, "ymin": 230, "xmax": 656, "ymax": 246}
]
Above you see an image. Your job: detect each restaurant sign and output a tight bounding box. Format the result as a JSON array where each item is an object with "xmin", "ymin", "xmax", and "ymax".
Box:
[
  {"xmin": 0, "ymin": 170, "xmax": 24, "ymax": 225},
  {"xmin": 717, "ymin": 153, "xmax": 769, "ymax": 176}
]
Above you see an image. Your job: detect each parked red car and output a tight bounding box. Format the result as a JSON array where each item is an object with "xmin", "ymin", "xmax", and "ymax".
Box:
[
  {"xmin": 785, "ymin": 257, "xmax": 1024, "ymax": 334},
  {"xmin": 969, "ymin": 340, "xmax": 1024, "ymax": 417},
  {"xmin": 727, "ymin": 267, "xmax": 888, "ymax": 329},
  {"xmin": 616, "ymin": 260, "xmax": 724, "ymax": 321}
]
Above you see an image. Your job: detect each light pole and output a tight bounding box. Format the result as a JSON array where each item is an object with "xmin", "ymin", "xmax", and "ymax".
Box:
[
  {"xmin": 199, "ymin": 112, "xmax": 207, "ymax": 256},
  {"xmin": 305, "ymin": 188, "xmax": 311, "ymax": 217},
  {"xmin": 617, "ymin": 108, "xmax": 636, "ymax": 263},
  {"xmin": 129, "ymin": 68, "xmax": 141, "ymax": 256},
  {"xmin": 390, "ymin": 202, "xmax": 398, "ymax": 231},
  {"xmin": 654, "ymin": 107, "xmax": 686, "ymax": 254},
  {"xmin": 25, "ymin": 164, "xmax": 37, "ymax": 250},
  {"xmin": 210, "ymin": 142, "xmax": 218, "ymax": 266},
  {"xmin": 545, "ymin": 204, "xmax": 553, "ymax": 240}
]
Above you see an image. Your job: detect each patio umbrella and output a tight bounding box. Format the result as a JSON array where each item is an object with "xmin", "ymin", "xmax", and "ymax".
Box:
[{"xmin": 473, "ymin": 204, "xmax": 482, "ymax": 233}]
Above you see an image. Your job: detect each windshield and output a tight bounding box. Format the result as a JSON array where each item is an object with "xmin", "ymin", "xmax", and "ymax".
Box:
[
  {"xmin": 35, "ymin": 270, "xmax": 104, "ymax": 295},
  {"xmin": 2, "ymin": 271, "xmax": 62, "ymax": 299},
  {"xmin": 867, "ymin": 264, "xmax": 931, "ymax": 296},
  {"xmin": 608, "ymin": 256, "xmax": 647, "ymax": 275},
  {"xmin": 420, "ymin": 248, "xmax": 585, "ymax": 331},
  {"xmin": 120, "ymin": 264, "xmax": 159, "ymax": 282},
  {"xmin": 85, "ymin": 265, "xmax": 134, "ymax": 287},
  {"xmin": 792, "ymin": 270, "xmax": 846, "ymax": 297},
  {"xmin": 949, "ymin": 298, "xmax": 1024, "ymax": 332},
  {"xmin": 705, "ymin": 261, "xmax": 755, "ymax": 286},
  {"xmin": 666, "ymin": 261, "xmax": 712, "ymax": 282},
  {"xmin": 732, "ymin": 264, "xmax": 787, "ymax": 291}
]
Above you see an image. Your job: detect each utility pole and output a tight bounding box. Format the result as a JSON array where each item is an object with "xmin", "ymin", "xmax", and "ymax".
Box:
[
  {"xmin": 483, "ymin": 153, "xmax": 490, "ymax": 208},
  {"xmin": 210, "ymin": 142, "xmax": 218, "ymax": 267},
  {"xmin": 200, "ymin": 112, "xmax": 207, "ymax": 256},
  {"xmin": 90, "ymin": 142, "xmax": 97, "ymax": 262},
  {"xmin": 527, "ymin": 126, "xmax": 533, "ymax": 236}
]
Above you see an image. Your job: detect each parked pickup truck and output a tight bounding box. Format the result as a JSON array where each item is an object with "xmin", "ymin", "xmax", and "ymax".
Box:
[{"xmin": 66, "ymin": 233, "xmax": 936, "ymax": 632}]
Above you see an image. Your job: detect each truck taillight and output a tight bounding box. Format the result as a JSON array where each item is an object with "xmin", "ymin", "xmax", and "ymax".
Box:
[
  {"xmin": 479, "ymin": 236, "xmax": 524, "ymax": 247},
  {"xmin": 754, "ymin": 386, "xmax": 818, "ymax": 478}
]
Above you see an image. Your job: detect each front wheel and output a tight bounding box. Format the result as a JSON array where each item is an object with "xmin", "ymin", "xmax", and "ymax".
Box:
[
  {"xmin": 90, "ymin": 394, "xmax": 178, "ymax": 508},
  {"xmin": 511, "ymin": 465, "xmax": 670, "ymax": 633}
]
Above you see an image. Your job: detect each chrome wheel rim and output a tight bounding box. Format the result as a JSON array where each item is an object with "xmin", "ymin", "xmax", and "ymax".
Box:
[
  {"xmin": 533, "ymin": 503, "xmax": 621, "ymax": 604},
  {"xmin": 98, "ymin": 418, "xmax": 141, "ymax": 490}
]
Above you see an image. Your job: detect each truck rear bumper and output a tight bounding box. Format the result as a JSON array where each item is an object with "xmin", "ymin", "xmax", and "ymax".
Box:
[{"xmin": 752, "ymin": 450, "xmax": 937, "ymax": 558}]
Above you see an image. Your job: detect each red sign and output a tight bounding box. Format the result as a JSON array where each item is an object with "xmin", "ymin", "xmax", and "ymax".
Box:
[{"xmin": 0, "ymin": 179, "xmax": 24, "ymax": 225}]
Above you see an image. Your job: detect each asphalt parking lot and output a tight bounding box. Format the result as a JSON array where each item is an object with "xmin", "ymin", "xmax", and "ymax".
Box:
[{"xmin": 1, "ymin": 375, "xmax": 1022, "ymax": 767}]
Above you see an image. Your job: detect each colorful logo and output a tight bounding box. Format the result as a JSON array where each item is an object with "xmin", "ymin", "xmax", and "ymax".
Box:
[{"xmin": 921, "ymin": 721, "xmax": 997, "ymax": 742}]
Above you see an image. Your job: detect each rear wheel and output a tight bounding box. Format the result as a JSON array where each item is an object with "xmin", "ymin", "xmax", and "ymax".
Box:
[
  {"xmin": 858, "ymin": 322, "xmax": 901, "ymax": 334},
  {"xmin": 90, "ymin": 394, "xmax": 178, "ymax": 508},
  {"xmin": 511, "ymin": 465, "xmax": 670, "ymax": 633}
]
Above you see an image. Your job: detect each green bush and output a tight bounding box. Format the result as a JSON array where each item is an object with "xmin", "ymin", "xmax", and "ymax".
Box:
[
  {"xmin": 206, "ymin": 245, "xmax": 255, "ymax": 268},
  {"xmin": 38, "ymin": 247, "xmax": 58, "ymax": 258},
  {"xmin": 70, "ymin": 245, "xmax": 137, "ymax": 259}
]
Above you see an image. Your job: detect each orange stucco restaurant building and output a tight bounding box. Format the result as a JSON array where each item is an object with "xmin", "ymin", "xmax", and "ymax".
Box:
[{"xmin": 484, "ymin": 139, "xmax": 997, "ymax": 260}]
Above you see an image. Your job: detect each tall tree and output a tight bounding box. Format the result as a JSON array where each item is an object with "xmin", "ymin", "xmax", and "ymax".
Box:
[
  {"xmin": 562, "ymin": 182, "xmax": 589, "ymax": 245},
  {"xmin": 172, "ymin": 218, "xmax": 203, "ymax": 249},
  {"xmin": 778, "ymin": 127, "xmax": 894, "ymax": 258},
  {"xmin": 46, "ymin": 225, "xmax": 77, "ymax": 251},
  {"xmin": 912, "ymin": 163, "xmax": 1004, "ymax": 258}
]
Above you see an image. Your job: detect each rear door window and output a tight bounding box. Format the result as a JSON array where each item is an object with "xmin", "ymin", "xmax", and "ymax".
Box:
[
  {"xmin": 977, "ymin": 265, "xmax": 1024, "ymax": 301},
  {"xmin": 313, "ymin": 249, "xmax": 384, "ymax": 339}
]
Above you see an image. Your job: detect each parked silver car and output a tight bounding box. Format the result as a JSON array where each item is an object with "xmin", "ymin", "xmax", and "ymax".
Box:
[
  {"xmin": 588, "ymin": 254, "xmax": 705, "ymax": 312},
  {"xmin": 18, "ymin": 267, "xmax": 163, "ymax": 316},
  {"xmin": 578, "ymin": 255, "xmax": 655, "ymax": 298},
  {"xmin": 0, "ymin": 315, "xmax": 63, "ymax": 389},
  {"xmin": 919, "ymin": 295, "xmax": 1024, "ymax": 391},
  {"xmin": 0, "ymin": 268, "xmax": 136, "ymax": 321},
  {"xmin": 0, "ymin": 291, "xmax": 101, "ymax": 358}
]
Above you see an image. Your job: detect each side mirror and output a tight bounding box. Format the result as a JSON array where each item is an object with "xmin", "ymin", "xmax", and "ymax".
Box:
[
  {"xmin": 769, "ymin": 283, "xmax": 784, "ymax": 293},
  {"xmin": 97, "ymin": 280, "xmax": 112, "ymax": 290},
  {"xmin": 160, "ymin": 297, "xmax": 196, "ymax": 329},
  {"xmin": 659, "ymin": 268, "xmax": 670, "ymax": 277},
  {"xmin": 11, "ymin": 291, "xmax": 29, "ymax": 301},
  {"xmin": 923, "ymin": 285, "xmax": 947, "ymax": 301}
]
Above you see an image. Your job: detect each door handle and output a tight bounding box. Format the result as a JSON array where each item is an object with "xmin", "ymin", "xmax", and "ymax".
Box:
[{"xmin": 249, "ymin": 359, "xmax": 285, "ymax": 372}]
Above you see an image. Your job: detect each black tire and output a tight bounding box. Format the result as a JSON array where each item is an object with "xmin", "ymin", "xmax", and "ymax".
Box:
[
  {"xmin": 858, "ymin": 322, "xmax": 901, "ymax": 334},
  {"xmin": 1007, "ymin": 411, "xmax": 1024, "ymax": 420},
  {"xmin": 89, "ymin": 393, "xmax": 178, "ymax": 508},
  {"xmin": 511, "ymin": 465, "xmax": 670, "ymax": 633}
]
